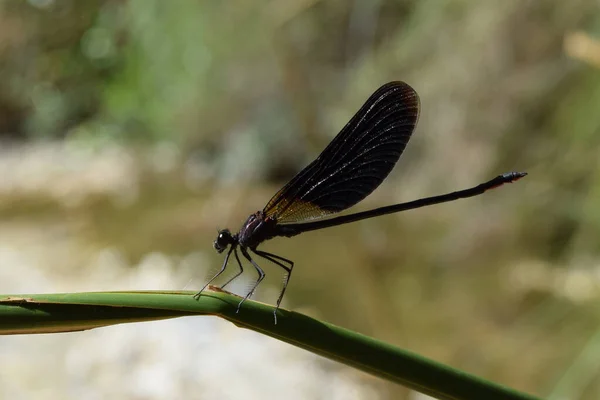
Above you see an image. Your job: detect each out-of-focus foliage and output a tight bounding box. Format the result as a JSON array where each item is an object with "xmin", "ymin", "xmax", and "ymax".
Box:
[{"xmin": 2, "ymin": 1, "xmax": 600, "ymax": 399}]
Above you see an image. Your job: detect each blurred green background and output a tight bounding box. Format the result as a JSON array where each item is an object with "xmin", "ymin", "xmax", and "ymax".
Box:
[{"xmin": 1, "ymin": 0, "xmax": 600, "ymax": 399}]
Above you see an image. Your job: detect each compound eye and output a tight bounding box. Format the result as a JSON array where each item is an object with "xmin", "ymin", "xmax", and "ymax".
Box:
[{"xmin": 213, "ymin": 230, "xmax": 232, "ymax": 253}]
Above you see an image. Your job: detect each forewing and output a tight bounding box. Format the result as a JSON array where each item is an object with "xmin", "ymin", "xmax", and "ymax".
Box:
[{"xmin": 263, "ymin": 81, "xmax": 420, "ymax": 223}]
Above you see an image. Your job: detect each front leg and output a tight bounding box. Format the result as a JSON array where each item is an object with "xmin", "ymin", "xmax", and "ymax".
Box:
[
  {"xmin": 194, "ymin": 245, "xmax": 235, "ymax": 299},
  {"xmin": 221, "ymin": 248, "xmax": 244, "ymax": 289}
]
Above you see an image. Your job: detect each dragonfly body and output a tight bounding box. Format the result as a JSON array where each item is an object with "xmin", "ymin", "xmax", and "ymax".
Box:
[
  {"xmin": 194, "ymin": 81, "xmax": 526, "ymax": 324},
  {"xmin": 238, "ymin": 212, "xmax": 279, "ymax": 248}
]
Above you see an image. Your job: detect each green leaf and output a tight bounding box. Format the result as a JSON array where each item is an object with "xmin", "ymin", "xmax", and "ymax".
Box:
[{"xmin": 0, "ymin": 290, "xmax": 541, "ymax": 400}]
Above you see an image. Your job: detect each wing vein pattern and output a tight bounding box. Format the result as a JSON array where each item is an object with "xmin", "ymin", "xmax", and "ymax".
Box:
[{"xmin": 263, "ymin": 81, "xmax": 420, "ymax": 224}]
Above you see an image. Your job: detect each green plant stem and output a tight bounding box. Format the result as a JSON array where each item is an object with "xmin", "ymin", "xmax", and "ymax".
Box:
[{"xmin": 0, "ymin": 290, "xmax": 541, "ymax": 400}]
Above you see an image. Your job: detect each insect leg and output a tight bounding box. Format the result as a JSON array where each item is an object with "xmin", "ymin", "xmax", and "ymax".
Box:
[
  {"xmin": 193, "ymin": 245, "xmax": 235, "ymax": 299},
  {"xmin": 236, "ymin": 246, "xmax": 265, "ymax": 313},
  {"xmin": 221, "ymin": 247, "xmax": 244, "ymax": 289},
  {"xmin": 252, "ymin": 249, "xmax": 294, "ymax": 324}
]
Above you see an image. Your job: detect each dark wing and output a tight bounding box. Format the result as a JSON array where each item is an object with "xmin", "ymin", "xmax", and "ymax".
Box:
[{"xmin": 263, "ymin": 81, "xmax": 420, "ymax": 224}]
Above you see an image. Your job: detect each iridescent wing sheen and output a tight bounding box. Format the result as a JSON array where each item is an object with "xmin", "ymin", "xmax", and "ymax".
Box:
[{"xmin": 263, "ymin": 81, "xmax": 420, "ymax": 224}]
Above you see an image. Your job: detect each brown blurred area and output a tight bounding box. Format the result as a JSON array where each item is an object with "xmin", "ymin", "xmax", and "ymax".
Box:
[{"xmin": 2, "ymin": 1, "xmax": 600, "ymax": 399}]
